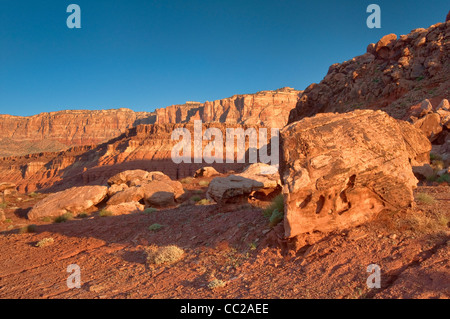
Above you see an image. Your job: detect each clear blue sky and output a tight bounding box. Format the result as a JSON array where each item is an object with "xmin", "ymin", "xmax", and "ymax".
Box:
[{"xmin": 0, "ymin": 0, "xmax": 448, "ymax": 116}]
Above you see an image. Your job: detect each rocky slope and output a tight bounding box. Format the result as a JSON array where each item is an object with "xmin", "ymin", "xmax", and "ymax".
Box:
[
  {"xmin": 0, "ymin": 88, "xmax": 301, "ymax": 157},
  {"xmin": 288, "ymin": 19, "xmax": 450, "ymax": 124}
]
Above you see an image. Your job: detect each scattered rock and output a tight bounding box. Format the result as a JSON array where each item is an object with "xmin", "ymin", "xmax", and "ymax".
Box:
[
  {"xmin": 206, "ymin": 163, "xmax": 281, "ymax": 205},
  {"xmin": 104, "ymin": 201, "xmax": 145, "ymax": 216},
  {"xmin": 141, "ymin": 181, "xmax": 180, "ymax": 207},
  {"xmin": 419, "ymin": 99, "xmax": 433, "ymax": 117},
  {"xmin": 108, "ymin": 170, "xmax": 171, "ymax": 187},
  {"xmin": 413, "ymin": 164, "xmax": 434, "ymax": 180},
  {"xmin": 194, "ymin": 167, "xmax": 220, "ymax": 178},
  {"xmin": 437, "ymin": 99, "xmax": 449, "ymax": 111},
  {"xmin": 107, "ymin": 183, "xmax": 128, "ymax": 197},
  {"xmin": 107, "ymin": 186, "xmax": 145, "ymax": 206},
  {"xmin": 28, "ymin": 186, "xmax": 108, "ymax": 220}
]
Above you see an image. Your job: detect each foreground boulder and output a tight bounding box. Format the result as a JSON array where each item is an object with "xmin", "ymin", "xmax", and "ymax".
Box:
[
  {"xmin": 104, "ymin": 201, "xmax": 145, "ymax": 216},
  {"xmin": 280, "ymin": 110, "xmax": 431, "ymax": 238},
  {"xmin": 28, "ymin": 186, "xmax": 108, "ymax": 220},
  {"xmin": 207, "ymin": 163, "xmax": 281, "ymax": 204},
  {"xmin": 106, "ymin": 170, "xmax": 184, "ymax": 207}
]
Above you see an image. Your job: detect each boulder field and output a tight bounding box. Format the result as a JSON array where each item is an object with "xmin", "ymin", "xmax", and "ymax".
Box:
[{"xmin": 27, "ymin": 170, "xmax": 184, "ymax": 220}]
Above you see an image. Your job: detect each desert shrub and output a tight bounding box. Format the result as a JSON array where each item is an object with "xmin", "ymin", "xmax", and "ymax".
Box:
[
  {"xmin": 145, "ymin": 245, "xmax": 184, "ymax": 265},
  {"xmin": 198, "ymin": 180, "xmax": 210, "ymax": 187},
  {"xmin": 207, "ymin": 279, "xmax": 226, "ymax": 290},
  {"xmin": 36, "ymin": 237, "xmax": 54, "ymax": 248},
  {"xmin": 415, "ymin": 193, "xmax": 435, "ymax": 204},
  {"xmin": 54, "ymin": 212, "xmax": 74, "ymax": 223},
  {"xmin": 432, "ymin": 160, "xmax": 445, "ymax": 170},
  {"xmin": 28, "ymin": 192, "xmax": 39, "ymax": 198},
  {"xmin": 430, "ymin": 153, "xmax": 442, "ymax": 161},
  {"xmin": 4, "ymin": 218, "xmax": 12, "ymax": 223},
  {"xmin": 78, "ymin": 212, "xmax": 89, "ymax": 218},
  {"xmin": 437, "ymin": 173, "xmax": 450, "ymax": 183},
  {"xmin": 42, "ymin": 216, "xmax": 52, "ymax": 222},
  {"xmin": 190, "ymin": 195, "xmax": 201, "ymax": 202},
  {"xmin": 263, "ymin": 194, "xmax": 284, "ymax": 218},
  {"xmin": 99, "ymin": 209, "xmax": 113, "ymax": 217},
  {"xmin": 0, "ymin": 202, "xmax": 7, "ymax": 209},
  {"xmin": 148, "ymin": 223, "xmax": 163, "ymax": 232},
  {"xmin": 19, "ymin": 224, "xmax": 37, "ymax": 234},
  {"xmin": 143, "ymin": 207, "xmax": 158, "ymax": 214},
  {"xmin": 196, "ymin": 199, "xmax": 213, "ymax": 205},
  {"xmin": 180, "ymin": 177, "xmax": 194, "ymax": 184},
  {"xmin": 269, "ymin": 208, "xmax": 284, "ymax": 227}
]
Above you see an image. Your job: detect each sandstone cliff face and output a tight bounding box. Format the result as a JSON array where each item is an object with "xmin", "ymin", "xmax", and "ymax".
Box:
[
  {"xmin": 288, "ymin": 20, "xmax": 450, "ymax": 124},
  {"xmin": 0, "ymin": 109, "xmax": 156, "ymax": 157},
  {"xmin": 0, "ymin": 88, "xmax": 300, "ymax": 157},
  {"xmin": 154, "ymin": 87, "xmax": 301, "ymax": 128}
]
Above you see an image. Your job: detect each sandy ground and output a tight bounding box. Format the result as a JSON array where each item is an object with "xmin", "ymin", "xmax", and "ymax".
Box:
[{"xmin": 0, "ymin": 182, "xmax": 448, "ymax": 299}]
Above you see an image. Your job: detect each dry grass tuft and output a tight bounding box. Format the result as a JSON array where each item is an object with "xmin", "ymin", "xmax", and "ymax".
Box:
[
  {"xmin": 35, "ymin": 237, "xmax": 54, "ymax": 248},
  {"xmin": 145, "ymin": 245, "xmax": 184, "ymax": 265}
]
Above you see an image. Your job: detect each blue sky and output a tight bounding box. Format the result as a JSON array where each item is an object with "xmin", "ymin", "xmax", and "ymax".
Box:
[{"xmin": 0, "ymin": 0, "xmax": 448, "ymax": 116}]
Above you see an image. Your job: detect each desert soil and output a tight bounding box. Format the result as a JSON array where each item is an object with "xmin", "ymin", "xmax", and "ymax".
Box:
[{"xmin": 0, "ymin": 179, "xmax": 448, "ymax": 299}]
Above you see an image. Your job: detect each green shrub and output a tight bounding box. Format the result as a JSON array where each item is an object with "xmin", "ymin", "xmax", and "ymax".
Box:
[
  {"xmin": 143, "ymin": 207, "xmax": 158, "ymax": 214},
  {"xmin": 198, "ymin": 180, "xmax": 210, "ymax": 187},
  {"xmin": 35, "ymin": 237, "xmax": 54, "ymax": 248},
  {"xmin": 54, "ymin": 212, "xmax": 74, "ymax": 223},
  {"xmin": 415, "ymin": 193, "xmax": 435, "ymax": 204},
  {"xmin": 430, "ymin": 153, "xmax": 443, "ymax": 161},
  {"xmin": 19, "ymin": 224, "xmax": 37, "ymax": 234},
  {"xmin": 78, "ymin": 212, "xmax": 89, "ymax": 218},
  {"xmin": 0, "ymin": 202, "xmax": 7, "ymax": 209},
  {"xmin": 437, "ymin": 173, "xmax": 450, "ymax": 183},
  {"xmin": 191, "ymin": 195, "xmax": 201, "ymax": 202},
  {"xmin": 148, "ymin": 223, "xmax": 163, "ymax": 232},
  {"xmin": 99, "ymin": 209, "xmax": 113, "ymax": 217},
  {"xmin": 146, "ymin": 245, "xmax": 184, "ymax": 265},
  {"xmin": 180, "ymin": 177, "xmax": 194, "ymax": 184},
  {"xmin": 41, "ymin": 216, "xmax": 52, "ymax": 222},
  {"xmin": 269, "ymin": 208, "xmax": 284, "ymax": 227},
  {"xmin": 263, "ymin": 194, "xmax": 284, "ymax": 218}
]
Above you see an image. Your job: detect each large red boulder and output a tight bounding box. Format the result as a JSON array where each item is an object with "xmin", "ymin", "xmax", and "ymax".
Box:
[{"xmin": 279, "ymin": 110, "xmax": 431, "ymax": 238}]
